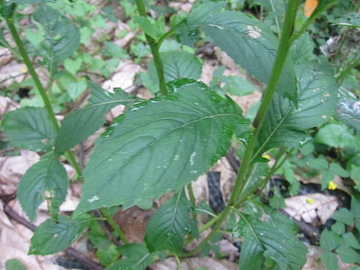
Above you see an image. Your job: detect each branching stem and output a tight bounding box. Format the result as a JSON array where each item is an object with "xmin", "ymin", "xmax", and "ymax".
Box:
[{"xmin": 5, "ymin": 8, "xmax": 82, "ymax": 177}]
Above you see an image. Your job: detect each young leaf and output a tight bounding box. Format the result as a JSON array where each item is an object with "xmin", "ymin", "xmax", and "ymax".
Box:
[
  {"xmin": 18, "ymin": 152, "xmax": 68, "ymax": 221},
  {"xmin": 234, "ymin": 214, "xmax": 307, "ymax": 270},
  {"xmin": 145, "ymin": 190, "xmax": 192, "ymax": 254},
  {"xmin": 29, "ymin": 215, "xmax": 88, "ymax": 255},
  {"xmin": 74, "ymin": 79, "xmax": 247, "ymax": 215},
  {"xmin": 254, "ymin": 58, "xmax": 338, "ymax": 158},
  {"xmin": 133, "ymin": 15, "xmax": 165, "ymax": 40},
  {"xmin": 3, "ymin": 107, "xmax": 57, "ymax": 152},
  {"xmin": 178, "ymin": 1, "xmax": 297, "ymax": 101},
  {"xmin": 106, "ymin": 244, "xmax": 155, "ymax": 270},
  {"xmin": 321, "ymin": 252, "xmax": 338, "ymax": 270},
  {"xmin": 148, "ymin": 51, "xmax": 202, "ymax": 84},
  {"xmin": 5, "ymin": 259, "xmax": 26, "ymax": 270},
  {"xmin": 320, "ymin": 229, "xmax": 342, "ymax": 251},
  {"xmin": 33, "ymin": 4, "xmax": 80, "ymax": 70},
  {"xmin": 55, "ymin": 81, "xmax": 136, "ymax": 153},
  {"xmin": 336, "ymin": 244, "xmax": 360, "ymax": 263}
]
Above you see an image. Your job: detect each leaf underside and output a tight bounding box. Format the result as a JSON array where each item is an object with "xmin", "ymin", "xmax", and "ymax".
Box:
[{"xmin": 74, "ymin": 79, "xmax": 246, "ymax": 215}]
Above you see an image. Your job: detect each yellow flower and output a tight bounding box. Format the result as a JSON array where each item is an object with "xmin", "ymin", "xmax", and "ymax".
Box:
[
  {"xmin": 262, "ymin": 154, "xmax": 270, "ymax": 160},
  {"xmin": 20, "ymin": 65, "xmax": 28, "ymax": 73},
  {"xmin": 306, "ymin": 198, "xmax": 314, "ymax": 204},
  {"xmin": 328, "ymin": 181, "xmax": 337, "ymax": 190}
]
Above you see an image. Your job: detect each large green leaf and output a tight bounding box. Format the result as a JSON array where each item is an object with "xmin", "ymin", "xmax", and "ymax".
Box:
[
  {"xmin": 145, "ymin": 190, "xmax": 191, "ymax": 254},
  {"xmin": 74, "ymin": 79, "xmax": 246, "ymax": 215},
  {"xmin": 29, "ymin": 215, "xmax": 88, "ymax": 255},
  {"xmin": 148, "ymin": 51, "xmax": 202, "ymax": 84},
  {"xmin": 3, "ymin": 107, "xmax": 57, "ymax": 152},
  {"xmin": 18, "ymin": 152, "xmax": 68, "ymax": 221},
  {"xmin": 178, "ymin": 1, "xmax": 297, "ymax": 101},
  {"xmin": 55, "ymin": 82, "xmax": 136, "ymax": 153},
  {"xmin": 106, "ymin": 244, "xmax": 155, "ymax": 270},
  {"xmin": 33, "ymin": 4, "xmax": 80, "ymax": 70},
  {"xmin": 234, "ymin": 214, "xmax": 307, "ymax": 270},
  {"xmin": 254, "ymin": 59, "xmax": 338, "ymax": 158}
]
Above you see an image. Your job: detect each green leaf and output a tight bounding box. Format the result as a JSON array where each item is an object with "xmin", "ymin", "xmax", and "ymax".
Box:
[
  {"xmin": 255, "ymin": 59, "xmax": 338, "ymax": 157},
  {"xmin": 5, "ymin": 259, "xmax": 26, "ymax": 270},
  {"xmin": 321, "ymin": 252, "xmax": 338, "ymax": 270},
  {"xmin": 3, "ymin": 107, "xmax": 57, "ymax": 152},
  {"xmin": 67, "ymin": 79, "xmax": 87, "ymax": 101},
  {"xmin": 175, "ymin": 2, "xmax": 226, "ymax": 47},
  {"xmin": 101, "ymin": 41, "xmax": 128, "ymax": 59},
  {"xmin": 350, "ymin": 195, "xmax": 360, "ymax": 219},
  {"xmin": 343, "ymin": 232, "xmax": 360, "ymax": 249},
  {"xmin": 64, "ymin": 58, "xmax": 82, "ymax": 76},
  {"xmin": 332, "ymin": 12, "xmax": 360, "ymax": 28},
  {"xmin": 321, "ymin": 169, "xmax": 334, "ymax": 190},
  {"xmin": 331, "ymin": 221, "xmax": 345, "ymax": 235},
  {"xmin": 145, "ymin": 190, "xmax": 191, "ymax": 254},
  {"xmin": 336, "ymin": 244, "xmax": 360, "ymax": 263},
  {"xmin": 183, "ymin": 1, "xmax": 297, "ymax": 101},
  {"xmin": 133, "ymin": 15, "xmax": 165, "ymax": 40},
  {"xmin": 148, "ymin": 51, "xmax": 202, "ymax": 84},
  {"xmin": 234, "ymin": 214, "xmax": 307, "ymax": 270},
  {"xmin": 106, "ymin": 244, "xmax": 155, "ymax": 270},
  {"xmin": 239, "ymin": 234, "xmax": 264, "ymax": 270},
  {"xmin": 97, "ymin": 244, "xmax": 119, "ymax": 267},
  {"xmin": 74, "ymin": 79, "xmax": 246, "ymax": 215},
  {"xmin": 29, "ymin": 216, "xmax": 88, "ymax": 255},
  {"xmin": 290, "ymin": 32, "xmax": 315, "ymax": 64},
  {"xmin": 331, "ymin": 208, "xmax": 354, "ymax": 226},
  {"xmin": 18, "ymin": 152, "xmax": 68, "ymax": 221},
  {"xmin": 329, "ymin": 163, "xmax": 350, "ymax": 178},
  {"xmin": 33, "ymin": 4, "xmax": 80, "ymax": 70},
  {"xmin": 55, "ymin": 81, "xmax": 136, "ymax": 153},
  {"xmin": 315, "ymin": 123, "xmax": 355, "ymax": 148},
  {"xmin": 320, "ymin": 229, "xmax": 342, "ymax": 251}
]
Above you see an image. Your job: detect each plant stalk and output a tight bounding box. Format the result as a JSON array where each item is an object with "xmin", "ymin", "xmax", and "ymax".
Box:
[
  {"xmin": 230, "ymin": 0, "xmax": 298, "ymax": 203},
  {"xmin": 100, "ymin": 207, "xmax": 129, "ymax": 244},
  {"xmin": 135, "ymin": 0, "xmax": 168, "ymax": 96},
  {"xmin": 337, "ymin": 56, "xmax": 360, "ymax": 85},
  {"xmin": 6, "ymin": 11, "xmax": 82, "ymax": 177},
  {"xmin": 187, "ymin": 0, "xmax": 298, "ymax": 256}
]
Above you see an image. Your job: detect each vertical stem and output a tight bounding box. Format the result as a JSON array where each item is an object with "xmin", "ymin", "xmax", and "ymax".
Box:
[
  {"xmin": 230, "ymin": 0, "xmax": 298, "ymax": 203},
  {"xmin": 100, "ymin": 207, "xmax": 129, "ymax": 244},
  {"xmin": 7, "ymin": 18, "xmax": 59, "ymax": 130},
  {"xmin": 5, "ymin": 12, "xmax": 82, "ymax": 177},
  {"xmin": 135, "ymin": 0, "xmax": 168, "ymax": 96},
  {"xmin": 186, "ymin": 0, "xmax": 299, "ymax": 256}
]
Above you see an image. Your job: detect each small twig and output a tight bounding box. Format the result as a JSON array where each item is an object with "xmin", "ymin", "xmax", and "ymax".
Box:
[{"xmin": 2, "ymin": 202, "xmax": 103, "ymax": 270}]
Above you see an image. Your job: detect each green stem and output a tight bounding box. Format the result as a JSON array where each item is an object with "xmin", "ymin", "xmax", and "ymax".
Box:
[
  {"xmin": 187, "ymin": 183, "xmax": 196, "ymax": 208},
  {"xmin": 6, "ymin": 10, "xmax": 83, "ymax": 177},
  {"xmin": 174, "ymin": 254, "xmax": 182, "ymax": 269},
  {"xmin": 337, "ymin": 56, "xmax": 360, "ymax": 85},
  {"xmin": 135, "ymin": 0, "xmax": 168, "ymax": 96},
  {"xmin": 290, "ymin": 0, "xmax": 338, "ymax": 44},
  {"xmin": 156, "ymin": 28, "xmax": 176, "ymax": 50},
  {"xmin": 100, "ymin": 207, "xmax": 129, "ymax": 244},
  {"xmin": 185, "ymin": 206, "xmax": 231, "ymax": 256},
  {"xmin": 7, "ymin": 17, "xmax": 59, "ymax": 130},
  {"xmin": 186, "ymin": 0, "xmax": 298, "ymax": 256},
  {"xmin": 230, "ymin": 0, "xmax": 298, "ymax": 203}
]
